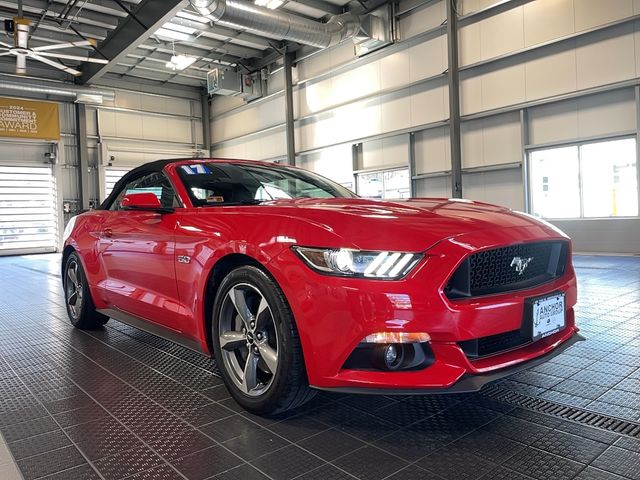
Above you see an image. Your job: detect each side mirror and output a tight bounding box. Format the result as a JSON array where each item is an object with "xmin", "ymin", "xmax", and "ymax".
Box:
[{"xmin": 120, "ymin": 193, "xmax": 173, "ymax": 213}]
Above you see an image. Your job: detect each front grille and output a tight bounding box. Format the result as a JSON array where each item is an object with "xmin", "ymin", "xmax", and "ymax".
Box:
[
  {"xmin": 459, "ymin": 329, "xmax": 531, "ymax": 359},
  {"xmin": 445, "ymin": 241, "xmax": 568, "ymax": 299}
]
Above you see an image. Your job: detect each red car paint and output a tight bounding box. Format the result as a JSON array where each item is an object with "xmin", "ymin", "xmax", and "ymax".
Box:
[{"xmin": 64, "ymin": 159, "xmax": 578, "ymax": 391}]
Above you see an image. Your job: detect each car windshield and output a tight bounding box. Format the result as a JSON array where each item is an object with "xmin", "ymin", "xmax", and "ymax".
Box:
[{"xmin": 176, "ymin": 162, "xmax": 357, "ymax": 206}]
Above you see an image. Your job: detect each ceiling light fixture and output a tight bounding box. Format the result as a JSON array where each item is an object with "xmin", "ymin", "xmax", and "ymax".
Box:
[
  {"xmin": 165, "ymin": 41, "xmax": 197, "ymax": 71},
  {"xmin": 166, "ymin": 54, "xmax": 197, "ymax": 70}
]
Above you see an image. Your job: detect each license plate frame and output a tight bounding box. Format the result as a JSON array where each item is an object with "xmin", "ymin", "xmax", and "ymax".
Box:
[{"xmin": 522, "ymin": 292, "xmax": 566, "ymax": 342}]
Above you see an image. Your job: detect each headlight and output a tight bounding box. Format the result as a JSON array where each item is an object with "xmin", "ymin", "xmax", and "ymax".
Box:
[
  {"xmin": 292, "ymin": 246, "xmax": 423, "ymax": 280},
  {"xmin": 62, "ymin": 215, "xmax": 77, "ymax": 243}
]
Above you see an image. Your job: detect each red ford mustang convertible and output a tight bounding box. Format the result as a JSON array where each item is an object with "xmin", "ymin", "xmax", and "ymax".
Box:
[{"xmin": 62, "ymin": 158, "xmax": 581, "ymax": 414}]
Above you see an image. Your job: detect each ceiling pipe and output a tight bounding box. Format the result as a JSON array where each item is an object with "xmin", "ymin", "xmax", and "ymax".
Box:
[
  {"xmin": 0, "ymin": 76, "xmax": 115, "ymax": 102},
  {"xmin": 190, "ymin": 0, "xmax": 360, "ymax": 49}
]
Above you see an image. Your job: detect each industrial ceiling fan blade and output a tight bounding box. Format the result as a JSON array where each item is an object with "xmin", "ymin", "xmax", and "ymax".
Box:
[
  {"xmin": 32, "ymin": 39, "xmax": 97, "ymax": 52},
  {"xmin": 0, "ymin": 52, "xmax": 13, "ymax": 57},
  {"xmin": 0, "ymin": 41, "xmax": 12, "ymax": 49},
  {"xmin": 36, "ymin": 51, "xmax": 109, "ymax": 64},
  {"xmin": 31, "ymin": 54, "xmax": 82, "ymax": 76},
  {"xmin": 16, "ymin": 54, "xmax": 26, "ymax": 75}
]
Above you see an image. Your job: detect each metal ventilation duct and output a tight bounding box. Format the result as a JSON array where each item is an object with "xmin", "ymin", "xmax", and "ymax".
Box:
[
  {"xmin": 0, "ymin": 77, "xmax": 115, "ymax": 103},
  {"xmin": 190, "ymin": 0, "xmax": 360, "ymax": 49}
]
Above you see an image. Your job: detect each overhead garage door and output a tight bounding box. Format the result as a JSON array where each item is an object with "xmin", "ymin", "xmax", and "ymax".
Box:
[
  {"xmin": 104, "ymin": 167, "xmax": 131, "ymax": 198},
  {"xmin": 0, "ymin": 165, "xmax": 58, "ymax": 255}
]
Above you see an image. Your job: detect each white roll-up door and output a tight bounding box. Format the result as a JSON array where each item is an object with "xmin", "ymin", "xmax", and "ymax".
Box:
[
  {"xmin": 104, "ymin": 167, "xmax": 131, "ymax": 198},
  {"xmin": 0, "ymin": 164, "xmax": 58, "ymax": 255}
]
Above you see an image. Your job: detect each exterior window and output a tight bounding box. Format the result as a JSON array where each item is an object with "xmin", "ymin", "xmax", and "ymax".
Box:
[
  {"xmin": 357, "ymin": 169, "xmax": 410, "ymax": 199},
  {"xmin": 530, "ymin": 146, "xmax": 581, "ymax": 219},
  {"xmin": 529, "ymin": 138, "xmax": 638, "ymax": 219},
  {"xmin": 581, "ymin": 139, "xmax": 638, "ymax": 217}
]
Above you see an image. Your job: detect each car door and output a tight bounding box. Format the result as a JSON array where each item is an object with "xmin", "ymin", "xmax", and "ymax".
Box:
[{"xmin": 98, "ymin": 171, "xmax": 183, "ymax": 331}]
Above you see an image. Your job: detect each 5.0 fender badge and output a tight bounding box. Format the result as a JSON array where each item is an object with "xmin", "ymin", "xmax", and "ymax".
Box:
[{"xmin": 177, "ymin": 255, "xmax": 191, "ymax": 264}]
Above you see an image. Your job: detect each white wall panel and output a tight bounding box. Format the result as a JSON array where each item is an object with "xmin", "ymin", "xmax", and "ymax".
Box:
[
  {"xmin": 459, "ymin": 71, "xmax": 483, "ymax": 115},
  {"xmin": 576, "ymin": 23, "xmax": 636, "ymax": 90},
  {"xmin": 577, "ymin": 88, "xmax": 636, "ymax": 136},
  {"xmin": 398, "ymin": 0, "xmax": 446, "ymax": 39},
  {"xmin": 480, "ymin": 62, "xmax": 526, "ymax": 111},
  {"xmin": 298, "ymin": 144, "xmax": 353, "ymax": 185},
  {"xmin": 211, "ymin": 96, "xmax": 284, "ymax": 143},
  {"xmin": 574, "ymin": 0, "xmax": 633, "ymax": 31},
  {"xmin": 523, "ymin": 0, "xmax": 575, "ymax": 47},
  {"xmin": 415, "ymin": 175, "xmax": 450, "ymax": 198},
  {"xmin": 461, "ymin": 112, "xmax": 521, "ymax": 169},
  {"xmin": 212, "ymin": 130, "xmax": 286, "ymax": 161},
  {"xmin": 480, "ymin": 7, "xmax": 525, "ymax": 60},
  {"xmin": 362, "ymin": 135, "xmax": 409, "ymax": 170},
  {"xmin": 459, "ymin": 22, "xmax": 481, "ymax": 66},
  {"xmin": 380, "ymin": 90, "xmax": 412, "ymax": 133},
  {"xmin": 408, "ymin": 35, "xmax": 446, "ymax": 82},
  {"xmin": 529, "ymin": 88, "xmax": 636, "ymax": 145},
  {"xmin": 524, "ymin": 44, "xmax": 578, "ymax": 100},
  {"xmin": 462, "ymin": 169, "xmax": 524, "ymax": 210},
  {"xmin": 409, "ymin": 80, "xmax": 448, "ymax": 126},
  {"xmin": 414, "ymin": 126, "xmax": 450, "ymax": 174},
  {"xmin": 379, "ymin": 49, "xmax": 411, "ymax": 90}
]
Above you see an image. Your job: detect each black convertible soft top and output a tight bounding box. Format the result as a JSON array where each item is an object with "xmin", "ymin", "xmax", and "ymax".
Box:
[{"xmin": 98, "ymin": 158, "xmax": 185, "ymax": 210}]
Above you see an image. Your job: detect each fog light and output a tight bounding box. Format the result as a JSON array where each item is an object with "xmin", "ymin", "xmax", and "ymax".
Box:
[{"xmin": 372, "ymin": 344, "xmax": 404, "ymax": 370}]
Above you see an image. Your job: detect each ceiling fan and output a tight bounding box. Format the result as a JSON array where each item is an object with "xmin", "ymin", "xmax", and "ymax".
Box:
[{"xmin": 0, "ymin": 17, "xmax": 108, "ymax": 76}]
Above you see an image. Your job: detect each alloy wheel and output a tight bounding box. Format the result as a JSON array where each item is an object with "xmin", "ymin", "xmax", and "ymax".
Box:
[
  {"xmin": 65, "ymin": 259, "xmax": 83, "ymax": 319},
  {"xmin": 218, "ymin": 283, "xmax": 279, "ymax": 397}
]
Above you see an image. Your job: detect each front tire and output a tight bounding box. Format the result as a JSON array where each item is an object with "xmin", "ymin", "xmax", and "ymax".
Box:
[
  {"xmin": 212, "ymin": 266, "xmax": 315, "ymax": 415},
  {"xmin": 63, "ymin": 252, "xmax": 109, "ymax": 330}
]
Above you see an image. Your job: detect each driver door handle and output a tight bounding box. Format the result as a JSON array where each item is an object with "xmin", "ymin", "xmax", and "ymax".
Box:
[{"xmin": 101, "ymin": 228, "xmax": 113, "ymax": 238}]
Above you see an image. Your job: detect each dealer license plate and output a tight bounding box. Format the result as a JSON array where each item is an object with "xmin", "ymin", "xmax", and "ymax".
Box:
[{"xmin": 531, "ymin": 293, "xmax": 565, "ymax": 341}]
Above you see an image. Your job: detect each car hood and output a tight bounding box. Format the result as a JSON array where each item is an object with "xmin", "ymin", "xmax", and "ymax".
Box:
[{"xmin": 234, "ymin": 197, "xmax": 564, "ymax": 252}]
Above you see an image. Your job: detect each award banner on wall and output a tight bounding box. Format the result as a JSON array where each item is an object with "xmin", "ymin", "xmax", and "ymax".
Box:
[{"xmin": 0, "ymin": 97, "xmax": 60, "ymax": 140}]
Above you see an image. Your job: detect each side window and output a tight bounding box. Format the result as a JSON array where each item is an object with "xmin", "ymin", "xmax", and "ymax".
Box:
[{"xmin": 110, "ymin": 172, "xmax": 179, "ymax": 210}]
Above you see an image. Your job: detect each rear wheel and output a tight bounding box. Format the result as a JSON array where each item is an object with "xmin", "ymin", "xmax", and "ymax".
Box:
[
  {"xmin": 212, "ymin": 266, "xmax": 315, "ymax": 415},
  {"xmin": 63, "ymin": 252, "xmax": 109, "ymax": 330}
]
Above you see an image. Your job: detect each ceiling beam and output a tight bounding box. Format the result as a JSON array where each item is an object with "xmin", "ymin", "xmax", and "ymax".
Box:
[{"xmin": 79, "ymin": 0, "xmax": 189, "ymax": 84}]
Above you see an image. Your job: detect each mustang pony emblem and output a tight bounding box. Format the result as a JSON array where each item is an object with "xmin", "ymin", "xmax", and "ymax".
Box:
[{"xmin": 511, "ymin": 256, "xmax": 533, "ymax": 275}]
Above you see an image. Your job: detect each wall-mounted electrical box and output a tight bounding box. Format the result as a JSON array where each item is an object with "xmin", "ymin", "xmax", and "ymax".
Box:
[{"xmin": 207, "ymin": 68, "xmax": 262, "ymax": 101}]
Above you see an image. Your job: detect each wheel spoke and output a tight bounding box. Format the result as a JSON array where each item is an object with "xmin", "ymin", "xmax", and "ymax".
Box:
[
  {"xmin": 241, "ymin": 351, "xmax": 260, "ymax": 393},
  {"xmin": 67, "ymin": 265, "xmax": 78, "ymax": 287},
  {"xmin": 258, "ymin": 343, "xmax": 278, "ymax": 374},
  {"xmin": 229, "ymin": 286, "xmax": 253, "ymax": 330},
  {"xmin": 68, "ymin": 290, "xmax": 78, "ymax": 306},
  {"xmin": 220, "ymin": 331, "xmax": 246, "ymax": 351},
  {"xmin": 255, "ymin": 296, "xmax": 269, "ymax": 329}
]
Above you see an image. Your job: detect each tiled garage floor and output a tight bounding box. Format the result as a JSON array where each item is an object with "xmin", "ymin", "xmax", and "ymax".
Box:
[{"xmin": 0, "ymin": 254, "xmax": 638, "ymax": 480}]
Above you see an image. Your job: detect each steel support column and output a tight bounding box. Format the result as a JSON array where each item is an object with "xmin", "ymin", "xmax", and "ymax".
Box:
[
  {"xmin": 284, "ymin": 51, "xmax": 296, "ymax": 166},
  {"xmin": 520, "ymin": 108, "xmax": 530, "ymax": 213},
  {"xmin": 446, "ymin": 0, "xmax": 462, "ymax": 198},
  {"xmin": 201, "ymin": 90, "xmax": 212, "ymax": 156},
  {"xmin": 635, "ymin": 86, "xmax": 640, "ymax": 216},
  {"xmin": 75, "ymin": 103, "xmax": 91, "ymax": 211}
]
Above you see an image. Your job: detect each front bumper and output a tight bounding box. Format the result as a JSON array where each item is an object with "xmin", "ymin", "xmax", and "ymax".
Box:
[
  {"xmin": 314, "ymin": 332, "xmax": 585, "ymax": 395},
  {"xmin": 268, "ymin": 225, "xmax": 579, "ymax": 392}
]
